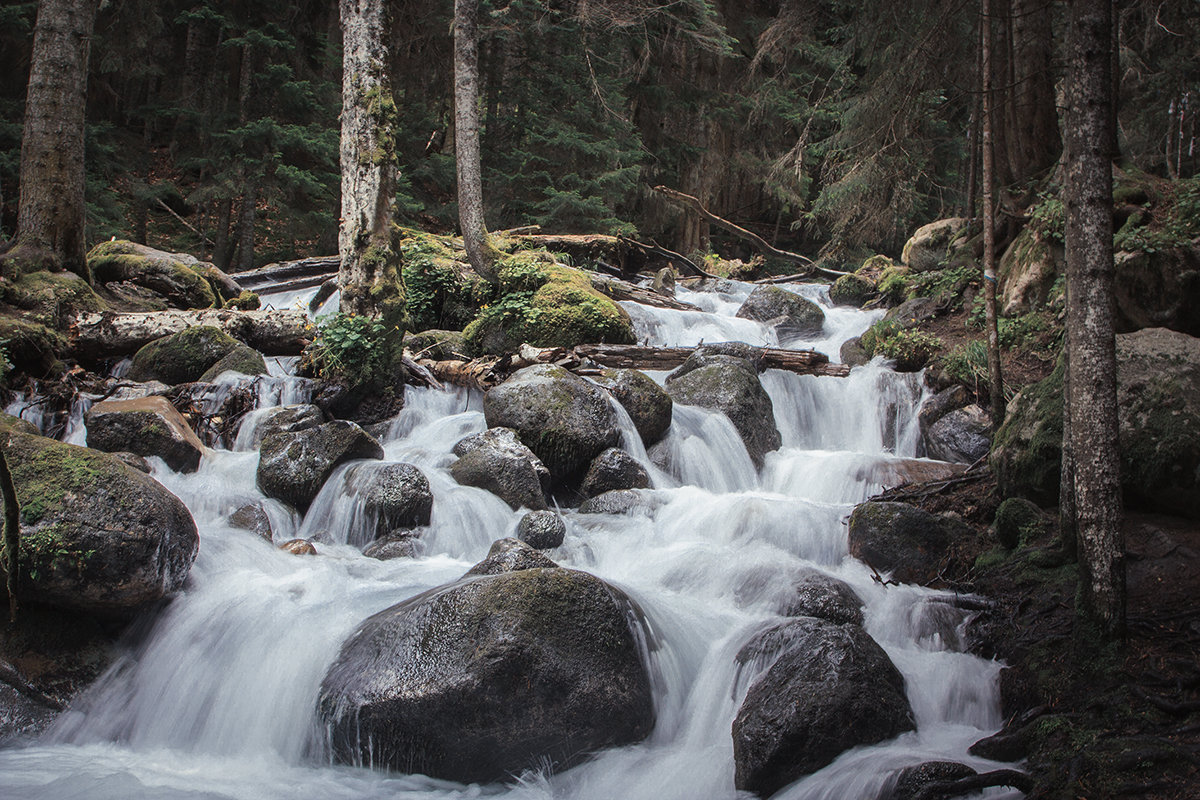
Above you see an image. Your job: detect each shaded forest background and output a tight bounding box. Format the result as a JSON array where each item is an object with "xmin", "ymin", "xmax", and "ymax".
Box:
[{"xmin": 0, "ymin": 0, "xmax": 1196, "ymax": 270}]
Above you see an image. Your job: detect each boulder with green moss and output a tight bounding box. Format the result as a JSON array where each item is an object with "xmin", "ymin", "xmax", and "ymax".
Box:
[
  {"xmin": 401, "ymin": 235, "xmax": 492, "ymax": 332},
  {"xmin": 84, "ymin": 395, "xmax": 207, "ymax": 473},
  {"xmin": 87, "ymin": 240, "xmax": 242, "ymax": 309},
  {"xmin": 829, "ymin": 273, "xmax": 875, "ymax": 307},
  {"xmin": 847, "ymin": 501, "xmax": 973, "ymax": 584},
  {"xmin": 999, "ymin": 228, "xmax": 1063, "ymax": 315},
  {"xmin": 735, "ymin": 285, "xmax": 825, "ymax": 337},
  {"xmin": 1113, "ymin": 246, "xmax": 1200, "ymax": 336},
  {"xmin": 0, "ymin": 419, "xmax": 199, "ymax": 616},
  {"xmin": 317, "ymin": 565, "xmax": 654, "ymax": 783},
  {"xmin": 0, "ymin": 315, "xmax": 66, "ymax": 376},
  {"xmin": 901, "ymin": 217, "xmax": 970, "ymax": 272},
  {"xmin": 127, "ymin": 326, "xmax": 245, "ymax": 385},
  {"xmin": 198, "ymin": 343, "xmax": 268, "ymax": 381},
  {"xmin": 989, "ymin": 359, "xmax": 1065, "ymax": 506},
  {"xmin": 592, "ymin": 368, "xmax": 673, "ymax": 446}
]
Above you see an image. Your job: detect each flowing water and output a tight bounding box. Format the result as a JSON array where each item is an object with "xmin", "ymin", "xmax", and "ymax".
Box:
[{"xmin": 0, "ymin": 280, "xmax": 1018, "ymax": 799}]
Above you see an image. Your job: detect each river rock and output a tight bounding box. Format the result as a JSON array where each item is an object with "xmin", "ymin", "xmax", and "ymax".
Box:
[
  {"xmin": 923, "ymin": 404, "xmax": 991, "ymax": 464},
  {"xmin": 450, "ymin": 427, "xmax": 550, "ymax": 510},
  {"xmin": 881, "ymin": 761, "xmax": 977, "ymax": 800},
  {"xmin": 84, "ymin": 395, "xmax": 207, "ymax": 473},
  {"xmin": 483, "ymin": 364, "xmax": 620, "ymax": 481},
  {"xmin": 847, "ymin": 501, "xmax": 973, "ymax": 585},
  {"xmin": 228, "ymin": 502, "xmax": 273, "ymax": 541},
  {"xmin": 243, "ymin": 403, "xmax": 325, "ymax": 450},
  {"xmin": 840, "ymin": 336, "xmax": 870, "ymax": 367},
  {"xmin": 127, "ymin": 325, "xmax": 245, "ymax": 385},
  {"xmin": 779, "ymin": 569, "xmax": 864, "ymax": 626},
  {"xmin": 735, "ymin": 285, "xmax": 825, "ymax": 337},
  {"xmin": 901, "ymin": 217, "xmax": 969, "ymax": 272},
  {"xmin": 465, "ymin": 537, "xmax": 559, "ymax": 576},
  {"xmin": 358, "ymin": 463, "xmax": 434, "ymax": 538},
  {"xmin": 279, "ymin": 539, "xmax": 317, "ymax": 556},
  {"xmin": 732, "ymin": 617, "xmax": 915, "ymax": 796},
  {"xmin": 318, "ymin": 567, "xmax": 655, "ymax": 783},
  {"xmin": 362, "ymin": 530, "xmax": 423, "ymax": 560},
  {"xmin": 578, "ymin": 488, "xmax": 648, "ymax": 515},
  {"xmin": 1, "ymin": 427, "xmax": 199, "ymax": 616},
  {"xmin": 666, "ymin": 353, "xmax": 781, "ymax": 467},
  {"xmin": 198, "ymin": 343, "xmax": 268, "ymax": 382},
  {"xmin": 256, "ymin": 420, "xmax": 384, "ymax": 511},
  {"xmin": 593, "ymin": 368, "xmax": 673, "ymax": 446},
  {"xmin": 517, "ymin": 510, "xmax": 567, "ymax": 549},
  {"xmin": 580, "ymin": 447, "xmax": 650, "ymax": 499},
  {"xmin": 829, "ymin": 273, "xmax": 875, "ymax": 307}
]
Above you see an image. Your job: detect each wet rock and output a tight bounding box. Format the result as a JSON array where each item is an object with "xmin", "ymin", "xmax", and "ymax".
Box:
[
  {"xmin": 198, "ymin": 343, "xmax": 268, "ymax": 382},
  {"xmin": 881, "ymin": 760, "xmax": 977, "ymax": 800},
  {"xmin": 779, "ymin": 569, "xmax": 864, "ymax": 626},
  {"xmin": 666, "ymin": 353, "xmax": 781, "ymax": 467},
  {"xmin": 279, "ymin": 539, "xmax": 317, "ymax": 556},
  {"xmin": 244, "ymin": 403, "xmax": 325, "ymax": 450},
  {"xmin": 362, "ymin": 530, "xmax": 423, "ymax": 560},
  {"xmin": 111, "ymin": 451, "xmax": 152, "ymax": 473},
  {"xmin": 0, "ymin": 681, "xmax": 59, "ymax": 744},
  {"xmin": 734, "ymin": 285, "xmax": 825, "ymax": 337},
  {"xmin": 104, "ymin": 379, "xmax": 171, "ymax": 401},
  {"xmin": 847, "ymin": 501, "xmax": 973, "ymax": 585},
  {"xmin": 923, "ymin": 404, "xmax": 991, "ymax": 464},
  {"xmin": 593, "ymin": 368, "xmax": 673, "ymax": 446},
  {"xmin": 829, "ymin": 273, "xmax": 875, "ymax": 307},
  {"xmin": 359, "ymin": 463, "xmax": 434, "ymax": 537},
  {"xmin": 732, "ymin": 617, "xmax": 915, "ymax": 796},
  {"xmin": 127, "ymin": 325, "xmax": 245, "ymax": 385},
  {"xmin": 228, "ymin": 502, "xmax": 273, "ymax": 541},
  {"xmin": 256, "ymin": 420, "xmax": 384, "ymax": 511},
  {"xmin": 901, "ymin": 217, "xmax": 970, "ymax": 272},
  {"xmin": 578, "ymin": 488, "xmax": 648, "ymax": 515},
  {"xmin": 318, "ymin": 567, "xmax": 655, "ymax": 783},
  {"xmin": 450, "ymin": 427, "xmax": 550, "ymax": 510},
  {"xmin": 483, "ymin": 364, "xmax": 620, "ymax": 481},
  {"xmin": 917, "ymin": 385, "xmax": 972, "ymax": 434},
  {"xmin": 840, "ymin": 336, "xmax": 870, "ymax": 367},
  {"xmin": 517, "ymin": 510, "xmax": 567, "ymax": 549},
  {"xmin": 466, "ymin": 537, "xmax": 559, "ymax": 576},
  {"xmin": 652, "ymin": 267, "xmax": 676, "ymax": 296},
  {"xmin": 580, "ymin": 447, "xmax": 650, "ymax": 499},
  {"xmin": 1, "ymin": 429, "xmax": 198, "ymax": 616},
  {"xmin": 85, "ymin": 395, "xmax": 207, "ymax": 473}
]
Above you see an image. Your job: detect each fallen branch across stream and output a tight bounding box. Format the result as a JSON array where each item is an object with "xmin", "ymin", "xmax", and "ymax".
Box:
[{"xmin": 70, "ymin": 308, "xmax": 312, "ymax": 361}]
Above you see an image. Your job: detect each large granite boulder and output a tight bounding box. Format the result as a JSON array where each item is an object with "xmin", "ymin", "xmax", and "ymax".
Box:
[
  {"xmin": 579, "ymin": 447, "xmax": 650, "ymax": 499},
  {"xmin": 593, "ymin": 368, "xmax": 673, "ymax": 446},
  {"xmin": 732, "ymin": 617, "xmax": 915, "ymax": 796},
  {"xmin": 127, "ymin": 326, "xmax": 245, "ymax": 385},
  {"xmin": 256, "ymin": 420, "xmax": 383, "ymax": 511},
  {"xmin": 450, "ymin": 427, "xmax": 550, "ymax": 510},
  {"xmin": 735, "ymin": 285, "xmax": 825, "ymax": 337},
  {"xmin": 923, "ymin": 404, "xmax": 991, "ymax": 464},
  {"xmin": 1, "ymin": 423, "xmax": 198, "ymax": 615},
  {"xmin": 847, "ymin": 501, "xmax": 973, "ymax": 585},
  {"xmin": 483, "ymin": 365, "xmax": 620, "ymax": 482},
  {"xmin": 318, "ymin": 566, "xmax": 655, "ymax": 783},
  {"xmin": 84, "ymin": 395, "xmax": 207, "ymax": 473},
  {"xmin": 901, "ymin": 217, "xmax": 970, "ymax": 272},
  {"xmin": 1113, "ymin": 246, "xmax": 1200, "ymax": 336},
  {"xmin": 666, "ymin": 351, "xmax": 781, "ymax": 467}
]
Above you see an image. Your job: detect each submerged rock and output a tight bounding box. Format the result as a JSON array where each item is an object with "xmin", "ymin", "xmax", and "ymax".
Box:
[
  {"xmin": 228, "ymin": 502, "xmax": 273, "ymax": 541},
  {"xmin": 847, "ymin": 501, "xmax": 973, "ymax": 585},
  {"xmin": 735, "ymin": 285, "xmax": 825, "ymax": 337},
  {"xmin": 256, "ymin": 420, "xmax": 383, "ymax": 511},
  {"xmin": 318, "ymin": 567, "xmax": 655, "ymax": 783},
  {"xmin": 732, "ymin": 617, "xmax": 915, "ymax": 796},
  {"xmin": 362, "ymin": 530, "xmax": 423, "ymax": 561},
  {"xmin": 592, "ymin": 368, "xmax": 673, "ymax": 446},
  {"xmin": 578, "ymin": 488, "xmax": 649, "ymax": 515},
  {"xmin": 84, "ymin": 395, "xmax": 207, "ymax": 473},
  {"xmin": 579, "ymin": 447, "xmax": 650, "ymax": 499},
  {"xmin": 450, "ymin": 427, "xmax": 550, "ymax": 510},
  {"xmin": 516, "ymin": 510, "xmax": 567, "ymax": 549},
  {"xmin": 279, "ymin": 539, "xmax": 317, "ymax": 556},
  {"xmin": 779, "ymin": 569, "xmax": 865, "ymax": 626},
  {"xmin": 483, "ymin": 365, "xmax": 620, "ymax": 481}
]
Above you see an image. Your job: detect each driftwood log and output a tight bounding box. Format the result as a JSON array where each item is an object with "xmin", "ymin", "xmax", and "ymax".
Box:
[
  {"xmin": 590, "ymin": 275, "xmax": 699, "ymax": 311},
  {"xmin": 233, "ymin": 256, "xmax": 341, "ymax": 290},
  {"xmin": 70, "ymin": 308, "xmax": 312, "ymax": 361}
]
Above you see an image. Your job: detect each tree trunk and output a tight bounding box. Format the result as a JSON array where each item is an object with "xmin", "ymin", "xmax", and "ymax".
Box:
[
  {"xmin": 3, "ymin": 0, "xmax": 99, "ymax": 280},
  {"xmin": 69, "ymin": 308, "xmax": 312, "ymax": 361},
  {"xmin": 981, "ymin": 0, "xmax": 1006, "ymax": 429},
  {"xmin": 1064, "ymin": 0, "xmax": 1123, "ymax": 637},
  {"xmin": 1008, "ymin": 0, "xmax": 1062, "ymax": 184},
  {"xmin": 454, "ymin": 0, "xmax": 498, "ymax": 283},
  {"xmin": 234, "ymin": 182, "xmax": 258, "ymax": 272},
  {"xmin": 213, "ymin": 197, "xmax": 234, "ymax": 272},
  {"xmin": 338, "ymin": 0, "xmax": 404, "ymax": 322}
]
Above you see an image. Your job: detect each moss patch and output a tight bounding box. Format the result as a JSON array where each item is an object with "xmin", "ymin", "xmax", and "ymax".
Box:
[{"xmin": 128, "ymin": 325, "xmax": 242, "ymax": 385}]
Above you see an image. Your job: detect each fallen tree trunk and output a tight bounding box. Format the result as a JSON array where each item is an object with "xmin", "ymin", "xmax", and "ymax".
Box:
[
  {"xmin": 70, "ymin": 308, "xmax": 312, "ymax": 361},
  {"xmin": 617, "ymin": 236, "xmax": 718, "ymax": 279},
  {"xmin": 590, "ymin": 275, "xmax": 699, "ymax": 311},
  {"xmin": 233, "ymin": 256, "xmax": 341, "ymax": 289}
]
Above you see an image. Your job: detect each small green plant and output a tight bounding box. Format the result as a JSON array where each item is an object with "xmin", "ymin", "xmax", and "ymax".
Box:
[
  {"xmin": 942, "ymin": 339, "xmax": 989, "ymax": 389},
  {"xmin": 307, "ymin": 313, "xmax": 396, "ymax": 387},
  {"xmin": 1113, "ymin": 176, "xmax": 1200, "ymax": 253},
  {"xmin": 909, "ymin": 264, "xmax": 979, "ymax": 308},
  {"xmin": 876, "ymin": 266, "xmax": 912, "ymax": 304},
  {"xmin": 1029, "ymin": 190, "xmax": 1065, "ymax": 243},
  {"xmin": 875, "ymin": 328, "xmax": 942, "ymax": 370}
]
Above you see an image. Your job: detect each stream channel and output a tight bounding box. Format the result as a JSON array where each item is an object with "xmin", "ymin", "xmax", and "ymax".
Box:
[{"xmin": 0, "ymin": 281, "xmax": 1018, "ymax": 799}]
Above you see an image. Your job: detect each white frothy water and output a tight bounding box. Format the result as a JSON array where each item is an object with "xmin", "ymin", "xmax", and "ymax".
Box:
[{"xmin": 0, "ymin": 280, "xmax": 1017, "ymax": 800}]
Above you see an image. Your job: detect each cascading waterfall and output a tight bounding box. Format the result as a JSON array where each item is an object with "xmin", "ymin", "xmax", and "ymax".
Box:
[{"xmin": 0, "ymin": 279, "xmax": 1019, "ymax": 800}]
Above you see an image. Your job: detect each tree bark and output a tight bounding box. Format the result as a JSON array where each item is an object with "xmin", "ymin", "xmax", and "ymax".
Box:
[
  {"xmin": 981, "ymin": 0, "xmax": 1006, "ymax": 429},
  {"xmin": 454, "ymin": 0, "xmax": 499, "ymax": 283},
  {"xmin": 1064, "ymin": 0, "xmax": 1123, "ymax": 637},
  {"xmin": 0, "ymin": 448, "xmax": 19, "ymax": 623},
  {"xmin": 69, "ymin": 308, "xmax": 312, "ymax": 361},
  {"xmin": 338, "ymin": 0, "xmax": 404, "ymax": 322},
  {"xmin": 1008, "ymin": 0, "xmax": 1062, "ymax": 184},
  {"xmin": 3, "ymin": 0, "xmax": 99, "ymax": 280},
  {"xmin": 234, "ymin": 182, "xmax": 258, "ymax": 272}
]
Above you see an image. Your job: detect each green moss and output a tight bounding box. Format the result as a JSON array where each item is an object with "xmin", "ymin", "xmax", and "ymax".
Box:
[
  {"xmin": 128, "ymin": 325, "xmax": 241, "ymax": 384},
  {"xmin": 8, "ymin": 437, "xmax": 105, "ymax": 525},
  {"xmin": 876, "ymin": 265, "xmax": 912, "ymax": 304},
  {"xmin": 991, "ymin": 354, "xmax": 1064, "ymax": 505},
  {"xmin": 87, "ymin": 241, "xmax": 217, "ymax": 309},
  {"xmin": 0, "ymin": 315, "xmax": 67, "ymax": 375},
  {"xmin": 2, "ymin": 270, "xmax": 105, "ymax": 326},
  {"xmin": 828, "ymin": 273, "xmax": 874, "ymax": 306},
  {"xmin": 226, "ymin": 290, "xmax": 260, "ymax": 310},
  {"xmin": 401, "ymin": 233, "xmax": 494, "ymax": 331}
]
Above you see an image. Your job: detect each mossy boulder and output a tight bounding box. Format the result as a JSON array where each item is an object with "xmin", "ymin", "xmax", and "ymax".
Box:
[
  {"xmin": 999, "ymin": 227, "xmax": 1063, "ymax": 315},
  {"xmin": 87, "ymin": 240, "xmax": 230, "ymax": 309},
  {"xmin": 84, "ymin": 396, "xmax": 207, "ymax": 473},
  {"xmin": 255, "ymin": 420, "xmax": 384, "ymax": 511},
  {"xmin": 198, "ymin": 343, "xmax": 268, "ymax": 382},
  {"xmin": 990, "ymin": 357, "xmax": 1065, "ymax": 506},
  {"xmin": 483, "ymin": 364, "xmax": 621, "ymax": 482},
  {"xmin": 993, "ymin": 498, "xmax": 1049, "ymax": 549},
  {"xmin": 318, "ymin": 566, "xmax": 655, "ymax": 783},
  {"xmin": 0, "ymin": 315, "xmax": 66, "ymax": 376},
  {"xmin": 901, "ymin": 217, "xmax": 969, "ymax": 272},
  {"xmin": 732, "ymin": 617, "xmax": 915, "ymax": 796},
  {"xmin": 127, "ymin": 326, "xmax": 244, "ymax": 385},
  {"xmin": 1113, "ymin": 246, "xmax": 1200, "ymax": 336},
  {"xmin": 450, "ymin": 426, "xmax": 550, "ymax": 511},
  {"xmin": 665, "ymin": 351, "xmax": 781, "ymax": 467},
  {"xmin": 1, "ymin": 270, "xmax": 104, "ymax": 327},
  {"xmin": 847, "ymin": 501, "xmax": 973, "ymax": 585},
  {"xmin": 829, "ymin": 273, "xmax": 875, "ymax": 307},
  {"xmin": 734, "ymin": 285, "xmax": 826, "ymax": 337},
  {"xmin": 0, "ymin": 427, "xmax": 198, "ymax": 616},
  {"xmin": 400, "ymin": 234, "xmax": 493, "ymax": 332},
  {"xmin": 404, "ymin": 329, "xmax": 468, "ymax": 361},
  {"xmin": 592, "ymin": 368, "xmax": 673, "ymax": 446}
]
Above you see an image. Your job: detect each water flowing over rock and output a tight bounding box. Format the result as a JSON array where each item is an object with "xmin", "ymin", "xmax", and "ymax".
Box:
[
  {"xmin": 318, "ymin": 567, "xmax": 655, "ymax": 783},
  {"xmin": 592, "ymin": 368, "xmax": 673, "ymax": 446},
  {"xmin": 880, "ymin": 761, "xmax": 977, "ymax": 800},
  {"xmin": 465, "ymin": 537, "xmax": 558, "ymax": 575},
  {"xmin": 241, "ymin": 403, "xmax": 325, "ymax": 450},
  {"xmin": 847, "ymin": 501, "xmax": 973, "ymax": 585},
  {"xmin": 1, "ymin": 428, "xmax": 198, "ymax": 616},
  {"xmin": 578, "ymin": 488, "xmax": 652, "ymax": 515},
  {"xmin": 666, "ymin": 351, "xmax": 781, "ymax": 467},
  {"xmin": 227, "ymin": 503, "xmax": 273, "ymax": 541},
  {"xmin": 126, "ymin": 325, "xmax": 247, "ymax": 385},
  {"xmin": 734, "ymin": 285, "xmax": 825, "ymax": 337},
  {"xmin": 516, "ymin": 510, "xmax": 566, "ymax": 549},
  {"xmin": 732, "ymin": 617, "xmax": 915, "ymax": 796},
  {"xmin": 84, "ymin": 395, "xmax": 207, "ymax": 473},
  {"xmin": 256, "ymin": 420, "xmax": 383, "ymax": 511},
  {"xmin": 450, "ymin": 427, "xmax": 550, "ymax": 510},
  {"xmin": 483, "ymin": 364, "xmax": 620, "ymax": 482},
  {"xmin": 579, "ymin": 447, "xmax": 650, "ymax": 499},
  {"xmin": 197, "ymin": 343, "xmax": 268, "ymax": 382},
  {"xmin": 779, "ymin": 569, "xmax": 865, "ymax": 626},
  {"xmin": 357, "ymin": 463, "xmax": 434, "ymax": 538},
  {"xmin": 362, "ymin": 530, "xmax": 423, "ymax": 560}
]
